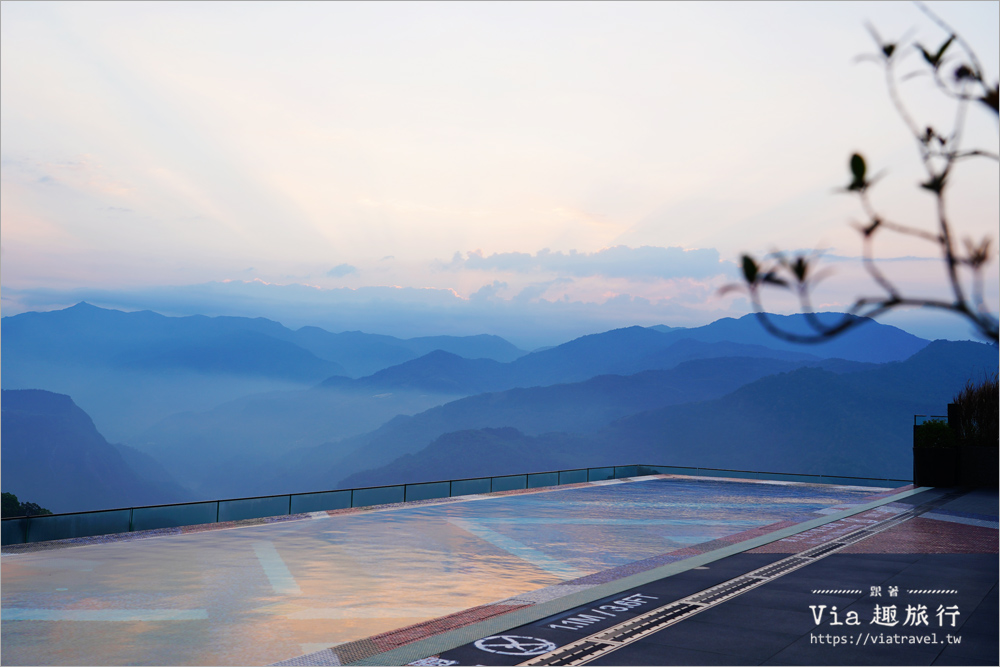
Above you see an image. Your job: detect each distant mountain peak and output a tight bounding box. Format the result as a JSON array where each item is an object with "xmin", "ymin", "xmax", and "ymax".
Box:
[{"xmin": 655, "ymin": 311, "xmax": 929, "ymax": 363}]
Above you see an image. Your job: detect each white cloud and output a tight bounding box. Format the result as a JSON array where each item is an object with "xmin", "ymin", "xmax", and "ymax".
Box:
[{"xmin": 448, "ymin": 245, "xmax": 732, "ymax": 281}]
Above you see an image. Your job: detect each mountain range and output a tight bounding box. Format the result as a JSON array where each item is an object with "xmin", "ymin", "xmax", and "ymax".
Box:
[
  {"xmin": 3, "ymin": 302, "xmax": 995, "ymax": 513},
  {"xmin": 341, "ymin": 340, "xmax": 997, "ymax": 488},
  {"xmin": 2, "ymin": 302, "xmax": 526, "ymax": 441},
  {"xmin": 1, "ymin": 389, "xmax": 189, "ymax": 513},
  {"xmin": 286, "ymin": 355, "xmax": 873, "ymax": 497}
]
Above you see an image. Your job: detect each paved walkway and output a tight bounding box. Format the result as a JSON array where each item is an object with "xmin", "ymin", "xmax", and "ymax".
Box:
[
  {"xmin": 415, "ymin": 487, "xmax": 998, "ymax": 667},
  {"xmin": 1, "ymin": 475, "xmax": 887, "ymax": 666}
]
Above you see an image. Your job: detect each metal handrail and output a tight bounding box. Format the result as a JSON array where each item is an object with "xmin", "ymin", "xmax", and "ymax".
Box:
[{"xmin": 1, "ymin": 464, "xmax": 910, "ymax": 546}]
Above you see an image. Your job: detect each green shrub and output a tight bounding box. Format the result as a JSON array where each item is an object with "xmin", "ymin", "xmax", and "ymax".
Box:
[
  {"xmin": 0, "ymin": 492, "xmax": 53, "ymax": 518},
  {"xmin": 0, "ymin": 492, "xmax": 20, "ymax": 518},
  {"xmin": 951, "ymin": 374, "xmax": 999, "ymax": 447},
  {"xmin": 914, "ymin": 419, "xmax": 957, "ymax": 448}
]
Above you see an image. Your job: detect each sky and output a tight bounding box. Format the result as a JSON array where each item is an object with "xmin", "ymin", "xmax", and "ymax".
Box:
[{"xmin": 2, "ymin": 1, "xmax": 998, "ymax": 347}]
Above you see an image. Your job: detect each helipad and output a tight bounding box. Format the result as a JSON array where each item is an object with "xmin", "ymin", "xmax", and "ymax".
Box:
[{"xmin": 1, "ymin": 475, "xmax": 903, "ymax": 665}]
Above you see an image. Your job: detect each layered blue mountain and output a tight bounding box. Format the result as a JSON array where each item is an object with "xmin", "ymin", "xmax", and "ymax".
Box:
[
  {"xmin": 268, "ymin": 355, "xmax": 883, "ymax": 496},
  {"xmin": 339, "ymin": 428, "xmax": 590, "ymax": 488},
  {"xmin": 602, "ymin": 340, "xmax": 998, "ymax": 479},
  {"xmin": 123, "ymin": 315, "xmax": 893, "ymax": 498},
  {"xmin": 1, "ymin": 390, "xmax": 190, "ymax": 513},
  {"xmin": 2, "ymin": 303, "xmax": 526, "ymax": 440},
  {"xmin": 320, "ymin": 350, "xmax": 511, "ymax": 395},
  {"xmin": 4, "ymin": 302, "xmax": 964, "ymax": 509},
  {"xmin": 339, "ymin": 340, "xmax": 997, "ymax": 487},
  {"xmin": 135, "ymin": 355, "xmax": 818, "ymax": 499},
  {"xmin": 129, "ymin": 384, "xmax": 461, "ymax": 499},
  {"xmin": 289, "ymin": 327, "xmax": 525, "ymax": 376},
  {"xmin": 109, "ymin": 312, "xmax": 928, "ymax": 498},
  {"xmin": 650, "ymin": 312, "xmax": 929, "ymax": 363},
  {"xmin": 3, "ymin": 303, "xmax": 524, "ymax": 374},
  {"xmin": 315, "ymin": 320, "xmax": 897, "ymax": 396}
]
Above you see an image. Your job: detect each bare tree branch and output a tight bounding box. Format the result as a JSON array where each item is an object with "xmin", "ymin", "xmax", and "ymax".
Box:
[{"xmin": 724, "ymin": 5, "xmax": 998, "ymax": 344}]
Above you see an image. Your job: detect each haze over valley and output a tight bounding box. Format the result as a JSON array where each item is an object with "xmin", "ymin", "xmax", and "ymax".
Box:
[
  {"xmin": 3, "ymin": 304, "xmax": 996, "ymax": 513},
  {"xmin": 2, "ymin": 2, "xmax": 997, "ymax": 515}
]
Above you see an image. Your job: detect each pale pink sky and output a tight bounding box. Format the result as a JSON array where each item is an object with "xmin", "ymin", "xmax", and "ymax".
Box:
[{"xmin": 1, "ymin": 1, "xmax": 997, "ymax": 342}]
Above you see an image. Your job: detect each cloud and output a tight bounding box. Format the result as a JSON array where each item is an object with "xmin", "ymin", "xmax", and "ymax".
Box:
[
  {"xmin": 512, "ymin": 278, "xmax": 574, "ymax": 303},
  {"xmin": 470, "ymin": 280, "xmax": 508, "ymax": 302},
  {"xmin": 448, "ymin": 245, "xmax": 732, "ymax": 281},
  {"xmin": 327, "ymin": 263, "xmax": 358, "ymax": 278}
]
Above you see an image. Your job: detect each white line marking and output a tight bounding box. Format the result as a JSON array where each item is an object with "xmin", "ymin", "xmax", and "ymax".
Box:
[
  {"xmin": 2, "ymin": 609, "xmax": 208, "ymax": 621},
  {"xmin": 449, "ymin": 518, "xmax": 584, "ymax": 579},
  {"xmin": 253, "ymin": 541, "xmax": 301, "ymax": 595}
]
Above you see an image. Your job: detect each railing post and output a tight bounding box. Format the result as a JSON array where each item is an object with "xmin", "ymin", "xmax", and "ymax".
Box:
[
  {"xmin": 128, "ymin": 508, "xmax": 134, "ymax": 533},
  {"xmin": 288, "ymin": 495, "xmax": 292, "ymax": 516}
]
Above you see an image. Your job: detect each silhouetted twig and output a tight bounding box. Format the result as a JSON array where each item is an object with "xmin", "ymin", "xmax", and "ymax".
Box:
[{"xmin": 723, "ymin": 3, "xmax": 998, "ymax": 343}]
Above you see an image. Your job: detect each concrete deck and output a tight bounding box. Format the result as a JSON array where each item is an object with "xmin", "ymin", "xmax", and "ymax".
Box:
[
  {"xmin": 1, "ymin": 475, "xmax": 891, "ymax": 666},
  {"xmin": 420, "ymin": 487, "xmax": 998, "ymax": 667}
]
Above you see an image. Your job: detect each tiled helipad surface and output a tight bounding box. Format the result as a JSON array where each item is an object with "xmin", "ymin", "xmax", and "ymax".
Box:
[
  {"xmin": 426, "ymin": 487, "xmax": 998, "ymax": 667},
  {"xmin": 0, "ymin": 475, "xmax": 887, "ymax": 666}
]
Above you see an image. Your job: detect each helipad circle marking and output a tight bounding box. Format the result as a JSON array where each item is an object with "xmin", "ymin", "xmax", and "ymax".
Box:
[{"xmin": 474, "ymin": 635, "xmax": 557, "ymax": 656}]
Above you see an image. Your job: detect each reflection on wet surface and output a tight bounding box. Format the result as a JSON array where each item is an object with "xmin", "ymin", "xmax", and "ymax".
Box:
[{"xmin": 1, "ymin": 476, "xmax": 884, "ymax": 666}]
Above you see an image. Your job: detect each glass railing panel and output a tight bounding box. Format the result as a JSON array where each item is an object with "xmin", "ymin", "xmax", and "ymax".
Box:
[
  {"xmin": 758, "ymin": 473, "xmax": 815, "ymax": 484},
  {"xmin": 637, "ymin": 466, "xmax": 906, "ymax": 487},
  {"xmin": 26, "ymin": 510, "xmax": 131, "ymax": 543},
  {"xmin": 490, "ymin": 475, "xmax": 526, "ymax": 492},
  {"xmin": 639, "ymin": 465, "xmax": 688, "ymax": 475},
  {"xmin": 527, "ymin": 471, "xmax": 559, "ymax": 488},
  {"xmin": 558, "ymin": 469, "xmax": 587, "ymax": 485},
  {"xmin": 701, "ymin": 469, "xmax": 758, "ymax": 480},
  {"xmin": 352, "ymin": 486, "xmax": 404, "ymax": 508},
  {"xmin": 290, "ymin": 490, "xmax": 351, "ymax": 514},
  {"xmin": 452, "ymin": 478, "xmax": 491, "ymax": 496},
  {"xmin": 823, "ymin": 476, "xmax": 899, "ymax": 487},
  {"xmin": 405, "ymin": 482, "xmax": 451, "ymax": 502},
  {"xmin": 587, "ymin": 467, "xmax": 615, "ymax": 481},
  {"xmin": 131, "ymin": 502, "xmax": 218, "ymax": 532},
  {"xmin": 218, "ymin": 496, "xmax": 290, "ymax": 523},
  {"xmin": 6, "ymin": 464, "xmax": 912, "ymax": 546},
  {"xmin": 2, "ymin": 518, "xmax": 28, "ymax": 545}
]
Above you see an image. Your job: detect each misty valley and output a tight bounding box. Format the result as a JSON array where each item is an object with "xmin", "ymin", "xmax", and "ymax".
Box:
[{"xmin": 2, "ymin": 302, "xmax": 997, "ymax": 514}]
